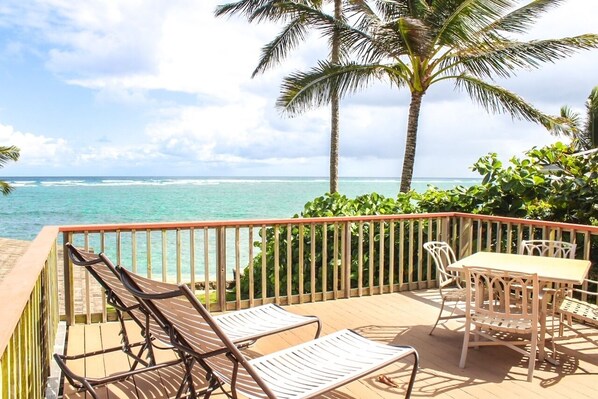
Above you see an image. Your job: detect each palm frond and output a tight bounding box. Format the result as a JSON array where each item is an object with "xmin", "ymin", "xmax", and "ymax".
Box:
[
  {"xmin": 485, "ymin": 0, "xmax": 564, "ymax": 35},
  {"xmin": 455, "ymin": 74, "xmax": 551, "ymax": 124},
  {"xmin": 277, "ymin": 61, "xmax": 401, "ymax": 115},
  {"xmin": 432, "ymin": 0, "xmax": 513, "ymax": 47},
  {"xmin": 584, "ymin": 86, "xmax": 598, "ymax": 148},
  {"xmin": 0, "ymin": 145, "xmax": 20, "ymax": 167},
  {"xmin": 214, "ymin": 0, "xmax": 274, "ymax": 18},
  {"xmin": 253, "ymin": 17, "xmax": 310, "ymax": 76},
  {"xmin": 544, "ymin": 106, "xmax": 582, "ymax": 138},
  {"xmin": 455, "ymin": 35, "xmax": 598, "ymax": 79},
  {"xmin": 215, "ymin": 1, "xmax": 323, "ymax": 23},
  {"xmin": 0, "ymin": 181, "xmax": 15, "ymax": 196}
]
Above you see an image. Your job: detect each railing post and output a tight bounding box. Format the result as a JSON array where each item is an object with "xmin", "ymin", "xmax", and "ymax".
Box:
[
  {"xmin": 439, "ymin": 216, "xmax": 451, "ymax": 243},
  {"xmin": 63, "ymin": 232, "xmax": 75, "ymax": 326},
  {"xmin": 216, "ymin": 227, "xmax": 227, "ymax": 311},
  {"xmin": 344, "ymin": 222, "xmax": 352, "ymax": 299},
  {"xmin": 458, "ymin": 217, "xmax": 473, "ymax": 259}
]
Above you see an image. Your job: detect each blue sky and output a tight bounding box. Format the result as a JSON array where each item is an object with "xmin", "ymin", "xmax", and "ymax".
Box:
[{"xmin": 1, "ymin": 0, "xmax": 597, "ymax": 178}]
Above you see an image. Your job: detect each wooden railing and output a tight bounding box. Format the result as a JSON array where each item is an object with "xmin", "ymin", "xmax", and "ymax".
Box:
[
  {"xmin": 1, "ymin": 213, "xmax": 597, "ymax": 397},
  {"xmin": 0, "ymin": 227, "xmax": 60, "ymax": 399},
  {"xmin": 59, "ymin": 212, "xmax": 598, "ymax": 325}
]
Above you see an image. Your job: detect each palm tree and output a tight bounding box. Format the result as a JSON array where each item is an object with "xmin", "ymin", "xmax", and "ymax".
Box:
[
  {"xmin": 0, "ymin": 145, "xmax": 20, "ymax": 195},
  {"xmin": 277, "ymin": 0, "xmax": 598, "ymax": 192},
  {"xmin": 547, "ymin": 86, "xmax": 598, "ymax": 151},
  {"xmin": 215, "ymin": 0, "xmax": 345, "ymax": 193}
]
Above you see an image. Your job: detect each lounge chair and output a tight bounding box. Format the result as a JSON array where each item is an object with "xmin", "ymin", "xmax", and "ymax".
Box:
[
  {"xmin": 55, "ymin": 244, "xmax": 185, "ymax": 398},
  {"xmin": 57, "ymin": 244, "xmax": 321, "ymax": 398},
  {"xmin": 120, "ymin": 267, "xmax": 419, "ymax": 399}
]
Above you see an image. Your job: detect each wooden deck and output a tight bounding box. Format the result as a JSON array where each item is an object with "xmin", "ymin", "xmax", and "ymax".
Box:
[{"xmin": 60, "ymin": 289, "xmax": 598, "ymax": 399}]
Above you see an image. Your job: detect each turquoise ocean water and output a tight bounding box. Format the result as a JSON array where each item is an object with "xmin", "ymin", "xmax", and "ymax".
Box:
[{"xmin": 1, "ymin": 176, "xmax": 479, "ymax": 241}]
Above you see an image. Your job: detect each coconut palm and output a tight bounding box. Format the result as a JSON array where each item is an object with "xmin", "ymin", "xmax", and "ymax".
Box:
[
  {"xmin": 547, "ymin": 86, "xmax": 598, "ymax": 151},
  {"xmin": 215, "ymin": 0, "xmax": 345, "ymax": 193},
  {"xmin": 0, "ymin": 145, "xmax": 19, "ymax": 195},
  {"xmin": 277, "ymin": 0, "xmax": 598, "ymax": 192}
]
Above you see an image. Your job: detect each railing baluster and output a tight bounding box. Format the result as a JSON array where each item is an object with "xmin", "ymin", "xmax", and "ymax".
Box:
[
  {"xmin": 358, "ymin": 222, "xmax": 363, "ymax": 296},
  {"xmin": 204, "ymin": 228, "xmax": 210, "ymax": 307},
  {"xmin": 310, "ymin": 224, "xmax": 316, "ymax": 302},
  {"xmin": 116, "ymin": 230, "xmax": 122, "ymax": 265},
  {"xmin": 234, "ymin": 227, "xmax": 241, "ymax": 309},
  {"xmin": 408, "ymin": 220, "xmax": 414, "ymax": 289},
  {"xmin": 248, "ymin": 226, "xmax": 254, "ymax": 308},
  {"xmin": 84, "ymin": 233, "xmax": 91, "ymax": 324},
  {"xmin": 417, "ymin": 219, "xmax": 424, "ymax": 287},
  {"xmin": 344, "ymin": 222, "xmax": 352, "ymax": 298},
  {"xmin": 389, "ymin": 221, "xmax": 395, "ymax": 293},
  {"xmin": 379, "ymin": 221, "xmax": 385, "ymax": 294},
  {"xmin": 261, "ymin": 225, "xmax": 267, "ymax": 304},
  {"xmin": 161, "ymin": 229, "xmax": 167, "ymax": 282},
  {"xmin": 368, "ymin": 221, "xmax": 374, "ymax": 295},
  {"xmin": 399, "ymin": 221, "xmax": 405, "ymax": 291},
  {"xmin": 340, "ymin": 223, "xmax": 346, "ymax": 294},
  {"xmin": 298, "ymin": 224, "xmax": 304, "ymax": 303},
  {"xmin": 274, "ymin": 225, "xmax": 280, "ymax": 304},
  {"xmin": 322, "ymin": 222, "xmax": 328, "ymax": 301},
  {"xmin": 506, "ymin": 222, "xmax": 513, "ymax": 253},
  {"xmin": 146, "ymin": 229, "xmax": 152, "ymax": 278},
  {"xmin": 176, "ymin": 229, "xmax": 182, "ymax": 284},
  {"xmin": 190, "ymin": 228, "xmax": 196, "ymax": 296},
  {"xmin": 286, "ymin": 224, "xmax": 292, "ymax": 305},
  {"xmin": 333, "ymin": 223, "xmax": 339, "ymax": 300},
  {"xmin": 132, "ymin": 230, "xmax": 137, "ymax": 273}
]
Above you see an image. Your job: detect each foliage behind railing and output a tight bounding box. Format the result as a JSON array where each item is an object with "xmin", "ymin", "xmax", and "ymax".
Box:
[
  {"xmin": 0, "ymin": 227, "xmax": 59, "ymax": 399},
  {"xmin": 60, "ymin": 212, "xmax": 598, "ymax": 324}
]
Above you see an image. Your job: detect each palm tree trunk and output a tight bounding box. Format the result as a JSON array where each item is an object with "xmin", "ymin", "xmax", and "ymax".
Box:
[
  {"xmin": 329, "ymin": 0, "xmax": 342, "ymax": 194},
  {"xmin": 330, "ymin": 91, "xmax": 340, "ymax": 193},
  {"xmin": 400, "ymin": 91, "xmax": 424, "ymax": 193}
]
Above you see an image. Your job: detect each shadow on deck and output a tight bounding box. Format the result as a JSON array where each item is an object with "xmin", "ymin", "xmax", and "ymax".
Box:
[{"xmin": 59, "ymin": 289, "xmax": 598, "ymax": 399}]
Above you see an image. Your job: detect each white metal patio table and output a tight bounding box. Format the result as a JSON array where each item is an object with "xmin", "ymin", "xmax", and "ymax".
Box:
[{"xmin": 448, "ymin": 251, "xmax": 591, "ymax": 363}]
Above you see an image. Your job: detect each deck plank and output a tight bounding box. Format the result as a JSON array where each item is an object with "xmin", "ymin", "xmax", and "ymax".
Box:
[
  {"xmin": 61, "ymin": 289, "xmax": 598, "ymax": 399},
  {"xmin": 62, "ymin": 324, "xmax": 86, "ymax": 399}
]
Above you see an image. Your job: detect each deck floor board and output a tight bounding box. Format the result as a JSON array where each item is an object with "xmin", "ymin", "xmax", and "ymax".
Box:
[{"xmin": 61, "ymin": 289, "xmax": 598, "ymax": 398}]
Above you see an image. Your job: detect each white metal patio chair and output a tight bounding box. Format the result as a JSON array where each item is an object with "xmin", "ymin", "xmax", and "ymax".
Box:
[
  {"xmin": 550, "ymin": 278, "xmax": 598, "ymax": 356},
  {"xmin": 459, "ymin": 267, "xmax": 542, "ymax": 382},
  {"xmin": 120, "ymin": 267, "xmax": 420, "ymax": 399},
  {"xmin": 519, "ymin": 239, "xmax": 577, "ymax": 259},
  {"xmin": 423, "ymin": 241, "xmax": 466, "ymax": 335}
]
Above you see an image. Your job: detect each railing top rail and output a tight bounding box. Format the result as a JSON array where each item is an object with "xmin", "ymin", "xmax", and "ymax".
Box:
[
  {"xmin": 0, "ymin": 225, "xmax": 58, "ymax": 357},
  {"xmin": 57, "ymin": 212, "xmax": 454, "ymax": 232},
  {"xmin": 452, "ymin": 212, "xmax": 598, "ymax": 233},
  {"xmin": 58, "ymin": 212, "xmax": 598, "ymax": 234}
]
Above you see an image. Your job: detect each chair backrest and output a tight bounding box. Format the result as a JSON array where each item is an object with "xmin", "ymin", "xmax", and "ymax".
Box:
[
  {"xmin": 423, "ymin": 241, "xmax": 459, "ymax": 288},
  {"xmin": 463, "ymin": 267, "xmax": 539, "ymax": 326},
  {"xmin": 119, "ymin": 268, "xmax": 274, "ymax": 399},
  {"xmin": 519, "ymin": 240, "xmax": 576, "ymax": 259},
  {"xmin": 65, "ymin": 243, "xmax": 170, "ymax": 343}
]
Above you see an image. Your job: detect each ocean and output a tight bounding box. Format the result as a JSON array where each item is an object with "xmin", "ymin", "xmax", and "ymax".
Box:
[{"xmin": 0, "ymin": 176, "xmax": 479, "ymax": 241}]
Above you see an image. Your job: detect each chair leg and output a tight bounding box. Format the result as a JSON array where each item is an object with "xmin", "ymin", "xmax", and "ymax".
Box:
[
  {"xmin": 429, "ymin": 297, "xmax": 447, "ymax": 335},
  {"xmin": 528, "ymin": 332, "xmax": 538, "ymax": 382},
  {"xmin": 404, "ymin": 351, "xmax": 420, "ymax": 399},
  {"xmin": 459, "ymin": 320, "xmax": 471, "ymax": 368}
]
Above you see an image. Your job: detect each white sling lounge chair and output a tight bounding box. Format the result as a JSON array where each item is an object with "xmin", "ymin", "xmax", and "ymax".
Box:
[
  {"xmin": 58, "ymin": 245, "xmax": 321, "ymax": 399},
  {"xmin": 120, "ymin": 267, "xmax": 419, "ymax": 399}
]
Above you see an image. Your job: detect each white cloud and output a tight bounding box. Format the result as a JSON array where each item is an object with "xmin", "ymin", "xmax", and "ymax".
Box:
[
  {"xmin": 0, "ymin": 0, "xmax": 596, "ymax": 177},
  {"xmin": 0, "ymin": 123, "xmax": 72, "ymax": 167}
]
